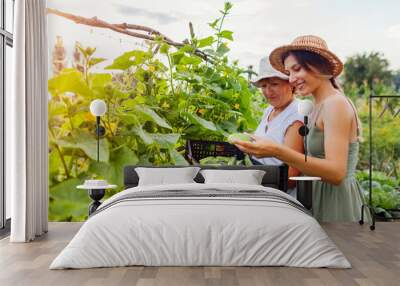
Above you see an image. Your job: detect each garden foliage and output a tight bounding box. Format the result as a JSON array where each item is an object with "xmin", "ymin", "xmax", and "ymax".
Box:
[
  {"xmin": 48, "ymin": 3, "xmax": 265, "ymax": 221},
  {"xmin": 48, "ymin": 2, "xmax": 400, "ymax": 221}
]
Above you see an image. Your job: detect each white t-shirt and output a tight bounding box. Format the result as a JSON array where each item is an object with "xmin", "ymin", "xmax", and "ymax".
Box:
[{"xmin": 252, "ymin": 98, "xmax": 303, "ymax": 165}]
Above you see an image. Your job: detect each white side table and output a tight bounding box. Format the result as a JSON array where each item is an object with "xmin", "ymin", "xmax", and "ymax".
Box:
[
  {"xmin": 289, "ymin": 176, "xmax": 321, "ymax": 211},
  {"xmin": 77, "ymin": 182, "xmax": 117, "ymax": 215}
]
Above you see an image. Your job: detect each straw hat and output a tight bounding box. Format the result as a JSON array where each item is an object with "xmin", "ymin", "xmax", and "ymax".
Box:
[
  {"xmin": 269, "ymin": 35, "xmax": 343, "ymax": 77},
  {"xmin": 252, "ymin": 56, "xmax": 289, "ymax": 87}
]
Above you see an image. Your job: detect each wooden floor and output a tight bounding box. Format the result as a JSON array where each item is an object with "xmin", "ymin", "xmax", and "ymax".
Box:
[{"xmin": 0, "ymin": 222, "xmax": 399, "ymax": 286}]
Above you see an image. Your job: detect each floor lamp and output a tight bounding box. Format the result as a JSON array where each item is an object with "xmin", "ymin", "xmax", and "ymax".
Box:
[
  {"xmin": 89, "ymin": 99, "xmax": 107, "ymax": 162},
  {"xmin": 84, "ymin": 99, "xmax": 108, "ymax": 215}
]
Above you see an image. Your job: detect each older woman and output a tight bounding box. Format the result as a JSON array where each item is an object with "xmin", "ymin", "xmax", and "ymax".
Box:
[
  {"xmin": 235, "ymin": 35, "xmax": 370, "ymax": 223},
  {"xmin": 252, "ymin": 57, "xmax": 304, "ymax": 194}
]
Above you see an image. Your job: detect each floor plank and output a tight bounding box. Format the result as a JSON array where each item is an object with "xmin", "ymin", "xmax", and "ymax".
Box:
[{"xmin": 0, "ymin": 222, "xmax": 399, "ymax": 286}]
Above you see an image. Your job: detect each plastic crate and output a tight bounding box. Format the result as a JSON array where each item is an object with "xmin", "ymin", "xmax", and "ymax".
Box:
[{"xmin": 185, "ymin": 139, "xmax": 245, "ymax": 164}]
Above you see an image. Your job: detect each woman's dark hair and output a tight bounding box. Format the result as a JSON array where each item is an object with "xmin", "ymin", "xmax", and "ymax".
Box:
[{"xmin": 282, "ymin": 50, "xmax": 340, "ymax": 89}]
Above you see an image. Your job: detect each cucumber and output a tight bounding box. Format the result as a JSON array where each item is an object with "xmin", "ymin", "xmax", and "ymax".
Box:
[{"xmin": 227, "ymin": 133, "xmax": 252, "ymax": 143}]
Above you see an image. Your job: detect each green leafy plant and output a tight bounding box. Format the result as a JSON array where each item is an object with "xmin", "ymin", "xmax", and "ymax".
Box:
[
  {"xmin": 356, "ymin": 170, "xmax": 400, "ymax": 217},
  {"xmin": 48, "ymin": 2, "xmax": 265, "ymax": 221}
]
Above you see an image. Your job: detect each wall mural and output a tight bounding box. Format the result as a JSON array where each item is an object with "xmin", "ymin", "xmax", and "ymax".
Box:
[
  {"xmin": 47, "ymin": 2, "xmax": 265, "ymax": 221},
  {"xmin": 47, "ymin": 1, "xmax": 400, "ymax": 222}
]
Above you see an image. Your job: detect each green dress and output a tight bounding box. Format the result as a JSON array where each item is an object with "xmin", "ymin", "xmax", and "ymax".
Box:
[{"xmin": 306, "ymin": 125, "xmax": 371, "ymax": 223}]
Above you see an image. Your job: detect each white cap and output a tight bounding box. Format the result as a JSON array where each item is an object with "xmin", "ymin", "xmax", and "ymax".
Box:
[
  {"xmin": 297, "ymin": 99, "xmax": 314, "ymax": 116},
  {"xmin": 252, "ymin": 56, "xmax": 289, "ymax": 87}
]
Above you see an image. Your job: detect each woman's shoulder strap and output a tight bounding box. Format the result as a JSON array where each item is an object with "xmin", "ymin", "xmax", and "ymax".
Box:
[{"xmin": 344, "ymin": 96, "xmax": 361, "ymax": 138}]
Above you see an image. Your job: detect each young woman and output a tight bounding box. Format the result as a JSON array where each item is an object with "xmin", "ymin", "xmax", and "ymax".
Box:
[
  {"xmin": 251, "ymin": 57, "xmax": 304, "ymax": 194},
  {"xmin": 234, "ymin": 35, "xmax": 369, "ymax": 222}
]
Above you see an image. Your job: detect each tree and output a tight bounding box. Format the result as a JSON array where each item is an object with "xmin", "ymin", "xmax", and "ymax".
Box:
[
  {"xmin": 393, "ymin": 70, "xmax": 400, "ymax": 92},
  {"xmin": 343, "ymin": 52, "xmax": 394, "ymax": 96}
]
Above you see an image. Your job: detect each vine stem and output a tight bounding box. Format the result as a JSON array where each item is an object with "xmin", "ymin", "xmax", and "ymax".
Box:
[
  {"xmin": 216, "ymin": 10, "xmax": 228, "ymax": 50},
  {"xmin": 166, "ymin": 52, "xmax": 176, "ymax": 97},
  {"xmin": 105, "ymin": 100, "xmax": 115, "ymax": 137},
  {"xmin": 49, "ymin": 125, "xmax": 70, "ymax": 178},
  {"xmin": 66, "ymin": 100, "xmax": 77, "ymax": 175}
]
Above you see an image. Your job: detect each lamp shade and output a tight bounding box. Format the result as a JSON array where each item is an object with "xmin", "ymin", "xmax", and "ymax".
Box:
[
  {"xmin": 297, "ymin": 99, "xmax": 314, "ymax": 116},
  {"xmin": 90, "ymin": 99, "xmax": 107, "ymax": 116}
]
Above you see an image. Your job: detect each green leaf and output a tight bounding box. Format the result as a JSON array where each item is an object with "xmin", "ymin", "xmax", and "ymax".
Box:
[
  {"xmin": 112, "ymin": 89, "xmax": 131, "ymax": 99},
  {"xmin": 105, "ymin": 50, "xmax": 151, "ymax": 70},
  {"xmin": 170, "ymin": 149, "xmax": 189, "ymax": 165},
  {"xmin": 134, "ymin": 105, "xmax": 172, "ymax": 129},
  {"xmin": 224, "ymin": 2, "xmax": 233, "ymax": 12},
  {"xmin": 198, "ymin": 36, "xmax": 214, "ymax": 48},
  {"xmin": 118, "ymin": 112, "xmax": 141, "ymax": 125},
  {"xmin": 216, "ymin": 43, "xmax": 230, "ymax": 56},
  {"xmin": 77, "ymin": 45, "xmax": 88, "ymax": 58},
  {"xmin": 150, "ymin": 133, "xmax": 180, "ymax": 147},
  {"xmin": 228, "ymin": 78, "xmax": 241, "ymax": 91},
  {"xmin": 88, "ymin": 57, "xmax": 107, "ymax": 67},
  {"xmin": 202, "ymin": 48, "xmax": 218, "ymax": 57},
  {"xmin": 180, "ymin": 55, "xmax": 203, "ymax": 65},
  {"xmin": 176, "ymin": 71, "xmax": 202, "ymax": 83},
  {"xmin": 70, "ymin": 113, "xmax": 86, "ymax": 129},
  {"xmin": 178, "ymin": 45, "xmax": 194, "ymax": 53},
  {"xmin": 89, "ymin": 73, "xmax": 112, "ymax": 88},
  {"xmin": 49, "ymin": 150, "xmax": 62, "ymax": 178},
  {"xmin": 215, "ymin": 124, "xmax": 230, "ymax": 137},
  {"xmin": 160, "ymin": 43, "xmax": 170, "ymax": 54},
  {"xmin": 218, "ymin": 30, "xmax": 233, "ymax": 41},
  {"xmin": 48, "ymin": 69, "xmax": 93, "ymax": 98},
  {"xmin": 208, "ymin": 18, "xmax": 220, "ymax": 29},
  {"xmin": 171, "ymin": 52, "xmax": 184, "ymax": 65},
  {"xmin": 244, "ymin": 154, "xmax": 253, "ymax": 166},
  {"xmin": 374, "ymin": 207, "xmax": 392, "ymax": 218},
  {"xmin": 48, "ymin": 100, "xmax": 68, "ymax": 117},
  {"xmin": 50, "ymin": 178, "xmax": 86, "ymax": 201},
  {"xmin": 56, "ymin": 130, "xmax": 110, "ymax": 162},
  {"xmin": 49, "ymin": 178, "xmax": 90, "ymax": 221},
  {"xmin": 195, "ymin": 94, "xmax": 231, "ymax": 109},
  {"xmin": 89, "ymin": 146, "xmax": 139, "ymax": 187},
  {"xmin": 131, "ymin": 126, "xmax": 154, "ymax": 145},
  {"xmin": 182, "ymin": 111, "xmax": 217, "ymax": 131},
  {"xmin": 85, "ymin": 47, "xmax": 97, "ymax": 57},
  {"xmin": 76, "ymin": 45, "xmax": 96, "ymax": 58},
  {"xmin": 206, "ymin": 83, "xmax": 223, "ymax": 94},
  {"xmin": 89, "ymin": 73, "xmax": 112, "ymax": 98}
]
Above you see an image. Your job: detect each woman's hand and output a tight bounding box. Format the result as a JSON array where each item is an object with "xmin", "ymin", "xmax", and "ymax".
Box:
[{"xmin": 232, "ymin": 135, "xmax": 280, "ymax": 158}]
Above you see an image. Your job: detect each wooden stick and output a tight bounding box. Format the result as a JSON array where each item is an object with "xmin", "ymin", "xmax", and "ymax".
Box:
[{"xmin": 46, "ymin": 8, "xmax": 211, "ymax": 61}]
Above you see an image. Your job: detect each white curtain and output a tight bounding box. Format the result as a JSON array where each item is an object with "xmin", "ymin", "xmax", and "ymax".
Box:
[{"xmin": 7, "ymin": 0, "xmax": 48, "ymax": 242}]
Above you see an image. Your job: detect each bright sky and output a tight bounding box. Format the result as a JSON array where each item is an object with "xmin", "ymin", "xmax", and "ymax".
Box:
[{"xmin": 47, "ymin": 0, "xmax": 400, "ymax": 73}]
